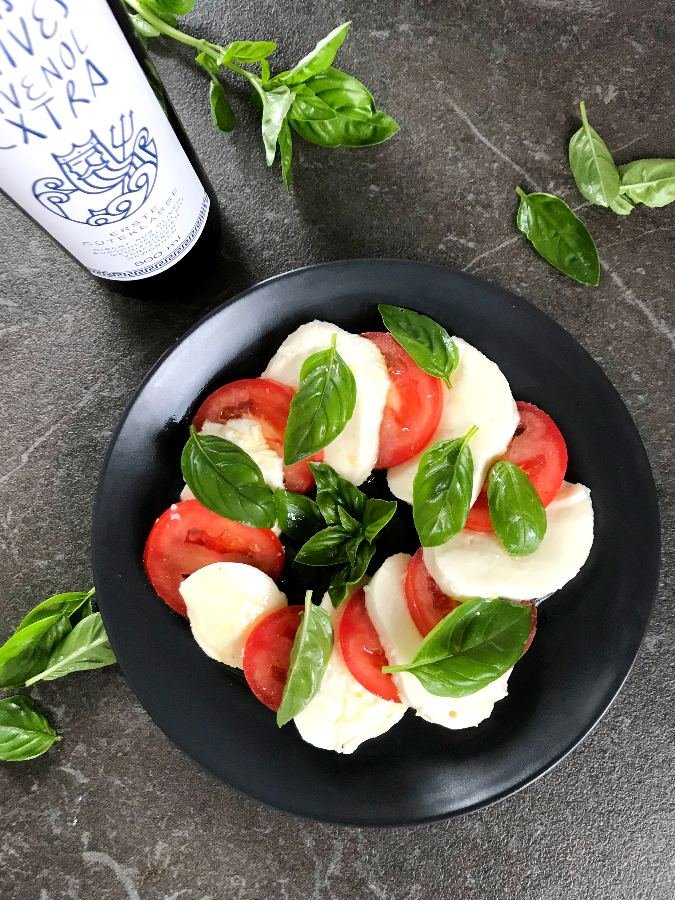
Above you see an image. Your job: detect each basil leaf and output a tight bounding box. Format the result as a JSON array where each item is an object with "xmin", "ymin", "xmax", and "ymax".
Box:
[
  {"xmin": 618, "ymin": 159, "xmax": 675, "ymax": 208},
  {"xmin": 328, "ymin": 542, "xmax": 376, "ymax": 607},
  {"xmin": 283, "ymin": 337, "xmax": 357, "ymax": 466},
  {"xmin": 208, "ymin": 80, "xmax": 236, "ymax": 132},
  {"xmin": 278, "ymin": 117, "xmax": 293, "ymax": 190},
  {"xmin": 337, "ymin": 506, "xmax": 361, "ymax": 535},
  {"xmin": 515, "ymin": 187, "xmax": 600, "ymax": 287},
  {"xmin": 0, "ymin": 696, "xmax": 60, "ymax": 762},
  {"xmin": 195, "ymin": 50, "xmax": 219, "ymax": 76},
  {"xmin": 16, "ymin": 590, "xmax": 93, "ymax": 632},
  {"xmin": 222, "ymin": 40, "xmax": 277, "ymax": 63},
  {"xmin": 384, "ymin": 598, "xmax": 533, "ymax": 697},
  {"xmin": 181, "ymin": 428, "xmax": 275, "ymax": 529},
  {"xmin": 0, "ymin": 615, "xmax": 71, "ymax": 689},
  {"xmin": 609, "ymin": 194, "xmax": 635, "ymax": 216},
  {"xmin": 487, "ymin": 460, "xmax": 547, "ymax": 556},
  {"xmin": 344, "ymin": 533, "xmax": 363, "ymax": 566},
  {"xmin": 130, "ymin": 14, "xmax": 161, "ymax": 39},
  {"xmin": 274, "ymin": 490, "xmax": 323, "ymax": 542},
  {"xmin": 24, "ymin": 614, "xmax": 116, "ymax": 686},
  {"xmin": 260, "ymin": 85, "xmax": 295, "ymax": 166},
  {"xmin": 277, "ymin": 592, "xmax": 333, "ymax": 726},
  {"xmin": 138, "ymin": 0, "xmax": 193, "ymax": 26},
  {"xmin": 378, "ymin": 304, "xmax": 459, "ymax": 387},
  {"xmin": 568, "ymin": 100, "xmax": 620, "ymax": 207},
  {"xmin": 362, "ymin": 497, "xmax": 397, "ymax": 543},
  {"xmin": 294, "ymin": 527, "xmax": 352, "ymax": 566},
  {"xmin": 309, "ymin": 461, "xmax": 367, "ymax": 524},
  {"xmin": 272, "ymin": 22, "xmax": 351, "ymax": 87},
  {"xmin": 412, "ymin": 428, "xmax": 477, "ymax": 548}
]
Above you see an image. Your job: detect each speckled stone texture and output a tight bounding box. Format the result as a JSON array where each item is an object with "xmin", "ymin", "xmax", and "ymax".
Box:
[{"xmin": 1, "ymin": 0, "xmax": 673, "ymax": 897}]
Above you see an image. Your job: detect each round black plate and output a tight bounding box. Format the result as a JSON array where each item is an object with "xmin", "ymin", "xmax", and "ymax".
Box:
[{"xmin": 92, "ymin": 261, "xmax": 659, "ymax": 825}]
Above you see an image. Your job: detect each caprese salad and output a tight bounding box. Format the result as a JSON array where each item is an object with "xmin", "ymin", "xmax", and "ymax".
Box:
[{"xmin": 143, "ymin": 306, "xmax": 594, "ymax": 754}]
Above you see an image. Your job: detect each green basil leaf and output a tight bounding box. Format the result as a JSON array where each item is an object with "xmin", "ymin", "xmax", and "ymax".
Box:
[
  {"xmin": 130, "ymin": 14, "xmax": 161, "ymax": 39},
  {"xmin": 618, "ymin": 159, "xmax": 675, "ymax": 208},
  {"xmin": 0, "ymin": 615, "xmax": 72, "ymax": 689},
  {"xmin": 515, "ymin": 187, "xmax": 600, "ymax": 287},
  {"xmin": 384, "ymin": 598, "xmax": 533, "ymax": 697},
  {"xmin": 337, "ymin": 506, "xmax": 361, "ymax": 535},
  {"xmin": 277, "ymin": 592, "xmax": 333, "ymax": 726},
  {"xmin": 568, "ymin": 100, "xmax": 620, "ymax": 207},
  {"xmin": 222, "ymin": 40, "xmax": 277, "ymax": 63},
  {"xmin": 195, "ymin": 50, "xmax": 219, "ymax": 76},
  {"xmin": 278, "ymin": 117, "xmax": 293, "ymax": 190},
  {"xmin": 344, "ymin": 533, "xmax": 363, "ymax": 566},
  {"xmin": 609, "ymin": 194, "xmax": 635, "ymax": 216},
  {"xmin": 378, "ymin": 304, "xmax": 459, "ymax": 387},
  {"xmin": 328, "ymin": 542, "xmax": 376, "ymax": 607},
  {"xmin": 274, "ymin": 490, "xmax": 323, "ymax": 542},
  {"xmin": 0, "ymin": 696, "xmax": 60, "ymax": 762},
  {"xmin": 283, "ymin": 338, "xmax": 357, "ymax": 465},
  {"xmin": 294, "ymin": 527, "xmax": 352, "ymax": 567},
  {"xmin": 272, "ymin": 22, "xmax": 351, "ymax": 87},
  {"xmin": 181, "ymin": 428, "xmax": 275, "ymax": 528},
  {"xmin": 208, "ymin": 80, "xmax": 236, "ymax": 132},
  {"xmin": 487, "ymin": 460, "xmax": 547, "ymax": 556},
  {"xmin": 309, "ymin": 461, "xmax": 367, "ymax": 524},
  {"xmin": 413, "ymin": 428, "xmax": 477, "ymax": 547},
  {"xmin": 362, "ymin": 497, "xmax": 397, "ymax": 543},
  {"xmin": 24, "ymin": 614, "xmax": 116, "ymax": 686},
  {"xmin": 260, "ymin": 85, "xmax": 295, "ymax": 166},
  {"xmin": 138, "ymin": 0, "xmax": 193, "ymax": 26},
  {"xmin": 16, "ymin": 590, "xmax": 94, "ymax": 632}
]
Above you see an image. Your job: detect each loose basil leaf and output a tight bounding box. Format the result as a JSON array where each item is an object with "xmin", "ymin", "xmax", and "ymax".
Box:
[
  {"xmin": 283, "ymin": 337, "xmax": 357, "ymax": 466},
  {"xmin": 515, "ymin": 187, "xmax": 600, "ymax": 287},
  {"xmin": 181, "ymin": 428, "xmax": 275, "ymax": 528},
  {"xmin": 260, "ymin": 85, "xmax": 295, "ymax": 166},
  {"xmin": 488, "ymin": 461, "xmax": 547, "ymax": 556},
  {"xmin": 272, "ymin": 22, "xmax": 351, "ymax": 87},
  {"xmin": 378, "ymin": 304, "xmax": 459, "ymax": 387},
  {"xmin": 208, "ymin": 80, "xmax": 236, "ymax": 132},
  {"xmin": 618, "ymin": 159, "xmax": 675, "ymax": 208},
  {"xmin": 278, "ymin": 118, "xmax": 293, "ymax": 190},
  {"xmin": 362, "ymin": 497, "xmax": 397, "ymax": 543},
  {"xmin": 337, "ymin": 506, "xmax": 361, "ymax": 535},
  {"xmin": 0, "ymin": 615, "xmax": 72, "ymax": 689},
  {"xmin": 130, "ymin": 14, "xmax": 161, "ymax": 38},
  {"xmin": 16, "ymin": 590, "xmax": 94, "ymax": 632},
  {"xmin": 294, "ymin": 527, "xmax": 352, "ymax": 567},
  {"xmin": 413, "ymin": 428, "xmax": 477, "ymax": 548},
  {"xmin": 328, "ymin": 542, "xmax": 376, "ymax": 607},
  {"xmin": 384, "ymin": 598, "xmax": 532, "ymax": 697},
  {"xmin": 277, "ymin": 592, "xmax": 333, "ymax": 726},
  {"xmin": 0, "ymin": 696, "xmax": 60, "ymax": 762},
  {"xmin": 274, "ymin": 490, "xmax": 323, "ymax": 542},
  {"xmin": 609, "ymin": 194, "xmax": 635, "ymax": 216},
  {"xmin": 222, "ymin": 40, "xmax": 277, "ymax": 63},
  {"xmin": 24, "ymin": 614, "xmax": 116, "ymax": 686},
  {"xmin": 568, "ymin": 100, "xmax": 620, "ymax": 207},
  {"xmin": 309, "ymin": 461, "xmax": 367, "ymax": 524}
]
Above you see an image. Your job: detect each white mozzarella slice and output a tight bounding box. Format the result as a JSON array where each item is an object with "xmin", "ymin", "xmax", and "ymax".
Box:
[
  {"xmin": 293, "ymin": 596, "xmax": 407, "ymax": 754},
  {"xmin": 424, "ymin": 481, "xmax": 594, "ymax": 600},
  {"xmin": 262, "ymin": 320, "xmax": 390, "ymax": 486},
  {"xmin": 364, "ymin": 554, "xmax": 511, "ymax": 729},
  {"xmin": 179, "ymin": 562, "xmax": 287, "ymax": 668},
  {"xmin": 387, "ymin": 337, "xmax": 518, "ymax": 503}
]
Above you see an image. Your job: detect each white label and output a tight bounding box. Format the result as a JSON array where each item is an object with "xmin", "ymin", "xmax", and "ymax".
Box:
[{"xmin": 0, "ymin": 0, "xmax": 210, "ymax": 280}]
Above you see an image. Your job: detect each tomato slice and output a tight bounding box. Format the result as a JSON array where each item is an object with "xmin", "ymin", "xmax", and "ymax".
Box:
[
  {"xmin": 192, "ymin": 377, "xmax": 321, "ymax": 493},
  {"xmin": 143, "ymin": 499, "xmax": 285, "ymax": 617},
  {"xmin": 405, "ymin": 548, "xmax": 460, "ymax": 637},
  {"xmin": 243, "ymin": 606, "xmax": 303, "ymax": 711},
  {"xmin": 466, "ymin": 401, "xmax": 568, "ymax": 532},
  {"xmin": 362, "ymin": 332, "xmax": 443, "ymax": 468},
  {"xmin": 339, "ymin": 588, "xmax": 400, "ymax": 702}
]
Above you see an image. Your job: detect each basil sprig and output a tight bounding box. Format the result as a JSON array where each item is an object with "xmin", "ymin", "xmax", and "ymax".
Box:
[
  {"xmin": 181, "ymin": 426, "xmax": 276, "ymax": 528},
  {"xmin": 379, "ymin": 305, "xmax": 459, "ymax": 387},
  {"xmin": 412, "ymin": 427, "xmax": 477, "ymax": 548},
  {"xmin": 568, "ymin": 100, "xmax": 621, "ymax": 208},
  {"xmin": 618, "ymin": 159, "xmax": 675, "ymax": 209},
  {"xmin": 487, "ymin": 461, "xmax": 547, "ymax": 556},
  {"xmin": 515, "ymin": 187, "xmax": 600, "ymax": 287},
  {"xmin": 24, "ymin": 614, "xmax": 116, "ymax": 686},
  {"xmin": 283, "ymin": 336, "xmax": 357, "ymax": 466},
  {"xmin": 276, "ymin": 592, "xmax": 333, "ymax": 726},
  {"xmin": 383, "ymin": 598, "xmax": 533, "ymax": 697},
  {"xmin": 310, "ymin": 461, "xmax": 367, "ymax": 523},
  {"xmin": 0, "ymin": 696, "xmax": 60, "ymax": 762}
]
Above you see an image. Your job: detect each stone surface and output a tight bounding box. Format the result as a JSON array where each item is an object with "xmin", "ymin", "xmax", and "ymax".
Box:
[{"xmin": 1, "ymin": 1, "xmax": 674, "ymax": 898}]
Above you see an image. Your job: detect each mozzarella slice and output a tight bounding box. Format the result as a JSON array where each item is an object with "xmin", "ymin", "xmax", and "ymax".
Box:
[
  {"xmin": 424, "ymin": 481, "xmax": 594, "ymax": 600},
  {"xmin": 179, "ymin": 562, "xmax": 287, "ymax": 668},
  {"xmin": 262, "ymin": 320, "xmax": 390, "ymax": 486},
  {"xmin": 365, "ymin": 554, "xmax": 511, "ymax": 729},
  {"xmin": 294, "ymin": 596, "xmax": 407, "ymax": 753},
  {"xmin": 387, "ymin": 337, "xmax": 518, "ymax": 503}
]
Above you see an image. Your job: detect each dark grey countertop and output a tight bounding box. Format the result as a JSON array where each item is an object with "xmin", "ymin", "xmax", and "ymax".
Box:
[{"xmin": 1, "ymin": 1, "xmax": 673, "ymax": 897}]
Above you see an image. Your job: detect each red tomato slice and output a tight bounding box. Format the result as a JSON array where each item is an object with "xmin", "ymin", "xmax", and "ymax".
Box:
[
  {"xmin": 405, "ymin": 548, "xmax": 460, "ymax": 637},
  {"xmin": 243, "ymin": 606, "xmax": 303, "ymax": 711},
  {"xmin": 466, "ymin": 401, "xmax": 568, "ymax": 532},
  {"xmin": 192, "ymin": 377, "xmax": 321, "ymax": 493},
  {"xmin": 143, "ymin": 499, "xmax": 285, "ymax": 617},
  {"xmin": 362, "ymin": 332, "xmax": 443, "ymax": 468},
  {"xmin": 339, "ymin": 588, "xmax": 401, "ymax": 702}
]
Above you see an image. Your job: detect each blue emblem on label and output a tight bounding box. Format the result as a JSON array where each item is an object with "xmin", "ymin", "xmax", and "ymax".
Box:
[{"xmin": 32, "ymin": 112, "xmax": 158, "ymax": 226}]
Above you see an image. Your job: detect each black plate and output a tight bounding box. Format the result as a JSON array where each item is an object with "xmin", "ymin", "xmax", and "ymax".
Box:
[{"xmin": 92, "ymin": 261, "xmax": 659, "ymax": 825}]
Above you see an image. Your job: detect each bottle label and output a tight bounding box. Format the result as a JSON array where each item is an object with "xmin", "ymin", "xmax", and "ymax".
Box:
[{"xmin": 0, "ymin": 0, "xmax": 210, "ymax": 280}]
